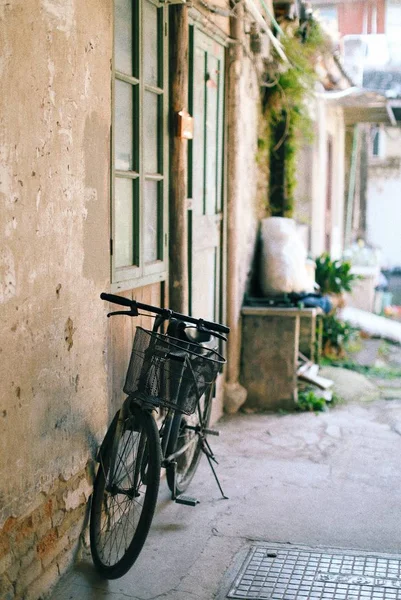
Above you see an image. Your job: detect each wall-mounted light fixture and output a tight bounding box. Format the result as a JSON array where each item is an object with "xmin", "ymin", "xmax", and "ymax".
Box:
[{"xmin": 177, "ymin": 110, "xmax": 194, "ymax": 139}]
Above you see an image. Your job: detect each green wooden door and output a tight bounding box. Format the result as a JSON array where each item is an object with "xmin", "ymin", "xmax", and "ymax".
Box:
[{"xmin": 188, "ymin": 28, "xmax": 225, "ymax": 322}]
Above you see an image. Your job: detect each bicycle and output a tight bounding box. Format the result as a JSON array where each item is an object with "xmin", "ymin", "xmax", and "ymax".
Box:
[{"xmin": 89, "ymin": 292, "xmax": 229, "ymax": 579}]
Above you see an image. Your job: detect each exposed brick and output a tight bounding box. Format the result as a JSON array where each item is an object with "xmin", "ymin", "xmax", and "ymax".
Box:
[
  {"xmin": 62, "ymin": 477, "xmax": 92, "ymax": 511},
  {"xmin": 36, "ymin": 529, "xmax": 57, "ymax": 561},
  {"xmin": 15, "ymin": 516, "xmax": 34, "ymax": 542},
  {"xmin": 41, "ymin": 531, "xmax": 71, "ymax": 570},
  {"xmin": 23, "ymin": 562, "xmax": 59, "ymax": 600},
  {"xmin": 12, "ymin": 529, "xmax": 37, "ymax": 560},
  {"xmin": 1, "ymin": 467, "xmax": 92, "ymax": 600},
  {"xmin": 1, "ymin": 548, "xmax": 20, "ymax": 584},
  {"xmin": 56, "ymin": 504, "xmax": 86, "ymax": 539},
  {"xmin": 20, "ymin": 547, "xmax": 36, "ymax": 571},
  {"xmin": 51, "ymin": 509, "xmax": 65, "ymax": 528},
  {"xmin": 56, "ymin": 546, "xmax": 77, "ymax": 580},
  {"xmin": 15, "ymin": 557, "xmax": 42, "ymax": 596},
  {"xmin": 67, "ymin": 517, "xmax": 86, "ymax": 547},
  {"xmin": 0, "ymin": 551, "xmax": 12, "ymax": 576},
  {"xmin": 3, "ymin": 517, "xmax": 17, "ymax": 534},
  {"xmin": 34, "ymin": 515, "xmax": 53, "ymax": 542},
  {"xmin": 44, "ymin": 498, "xmax": 53, "ymax": 519},
  {"xmin": 0, "ymin": 574, "xmax": 14, "ymax": 600},
  {"xmin": 0, "ymin": 533, "xmax": 10, "ymax": 561},
  {"xmin": 32, "ymin": 499, "xmax": 54, "ymax": 540}
]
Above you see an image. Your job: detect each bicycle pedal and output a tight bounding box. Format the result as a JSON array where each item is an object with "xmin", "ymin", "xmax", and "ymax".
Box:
[
  {"xmin": 204, "ymin": 428, "xmax": 219, "ymax": 436},
  {"xmin": 175, "ymin": 495, "xmax": 199, "ymax": 507}
]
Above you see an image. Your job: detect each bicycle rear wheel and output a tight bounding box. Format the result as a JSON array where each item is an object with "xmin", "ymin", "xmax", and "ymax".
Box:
[
  {"xmin": 90, "ymin": 403, "xmax": 160, "ymax": 579},
  {"xmin": 165, "ymin": 386, "xmax": 213, "ymax": 496}
]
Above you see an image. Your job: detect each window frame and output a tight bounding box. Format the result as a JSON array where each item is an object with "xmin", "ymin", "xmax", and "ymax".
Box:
[{"xmin": 111, "ymin": 0, "xmax": 169, "ymax": 292}]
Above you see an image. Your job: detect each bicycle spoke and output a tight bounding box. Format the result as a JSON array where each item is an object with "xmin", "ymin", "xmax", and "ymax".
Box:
[
  {"xmin": 113, "ymin": 430, "xmax": 139, "ymax": 487},
  {"xmin": 94, "ymin": 424, "xmax": 149, "ymax": 566}
]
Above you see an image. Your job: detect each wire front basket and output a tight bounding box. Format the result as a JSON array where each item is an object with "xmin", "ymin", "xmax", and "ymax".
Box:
[{"xmin": 123, "ymin": 327, "xmax": 226, "ymax": 415}]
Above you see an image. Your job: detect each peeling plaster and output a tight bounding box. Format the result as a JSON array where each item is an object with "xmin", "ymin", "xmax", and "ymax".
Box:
[
  {"xmin": 63, "ymin": 477, "xmax": 92, "ymax": 511},
  {"xmin": 82, "ymin": 113, "xmax": 109, "ymax": 281},
  {"xmin": 58, "ymin": 128, "xmax": 73, "ymax": 146},
  {"xmin": 47, "ymin": 58, "xmax": 56, "ymax": 106},
  {"xmin": 41, "ymin": 0, "xmax": 75, "ymax": 36},
  {"xmin": 0, "ymin": 146, "xmax": 15, "ymax": 207},
  {"xmin": 0, "ymin": 40, "xmax": 11, "ymax": 81},
  {"xmin": 84, "ymin": 65, "xmax": 91, "ymax": 98},
  {"xmin": 0, "ymin": 247, "xmax": 16, "ymax": 303},
  {"xmin": 5, "ymin": 217, "xmax": 17, "ymax": 238},
  {"xmin": 0, "ymin": 0, "xmax": 112, "ymax": 537},
  {"xmin": 36, "ymin": 188, "xmax": 41, "ymax": 210}
]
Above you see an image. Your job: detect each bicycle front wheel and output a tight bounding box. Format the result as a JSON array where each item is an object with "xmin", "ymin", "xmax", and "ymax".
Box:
[
  {"xmin": 90, "ymin": 403, "xmax": 161, "ymax": 579},
  {"xmin": 165, "ymin": 386, "xmax": 213, "ymax": 496}
]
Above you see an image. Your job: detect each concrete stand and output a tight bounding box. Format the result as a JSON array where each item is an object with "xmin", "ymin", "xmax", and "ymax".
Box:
[{"xmin": 241, "ymin": 306, "xmax": 320, "ymax": 410}]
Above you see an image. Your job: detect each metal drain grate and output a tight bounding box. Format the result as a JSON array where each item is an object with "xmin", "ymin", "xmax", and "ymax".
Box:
[{"xmin": 227, "ymin": 544, "xmax": 401, "ymax": 599}]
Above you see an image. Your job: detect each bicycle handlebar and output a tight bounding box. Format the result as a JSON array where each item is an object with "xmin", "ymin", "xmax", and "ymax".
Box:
[{"xmin": 100, "ymin": 292, "xmax": 230, "ymax": 335}]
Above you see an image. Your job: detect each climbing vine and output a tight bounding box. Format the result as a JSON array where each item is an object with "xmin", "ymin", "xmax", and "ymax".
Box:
[{"xmin": 261, "ymin": 19, "xmax": 330, "ymax": 217}]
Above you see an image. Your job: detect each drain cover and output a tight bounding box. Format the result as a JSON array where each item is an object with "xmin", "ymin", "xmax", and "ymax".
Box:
[{"xmin": 227, "ymin": 543, "xmax": 401, "ymax": 599}]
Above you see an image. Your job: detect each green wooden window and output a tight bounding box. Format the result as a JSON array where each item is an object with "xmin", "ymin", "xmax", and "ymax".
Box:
[{"xmin": 112, "ymin": 0, "xmax": 168, "ymax": 290}]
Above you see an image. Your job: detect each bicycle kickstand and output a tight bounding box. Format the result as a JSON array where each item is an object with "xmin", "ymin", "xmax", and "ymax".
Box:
[{"xmin": 201, "ymin": 437, "xmax": 228, "ymax": 500}]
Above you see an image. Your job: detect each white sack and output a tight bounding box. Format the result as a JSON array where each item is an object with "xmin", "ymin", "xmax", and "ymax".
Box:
[{"xmin": 259, "ymin": 217, "xmax": 313, "ymax": 294}]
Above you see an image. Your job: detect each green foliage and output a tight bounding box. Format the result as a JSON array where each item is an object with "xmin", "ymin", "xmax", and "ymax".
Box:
[
  {"xmin": 314, "ymin": 253, "xmax": 361, "ymax": 356},
  {"xmin": 321, "ymin": 315, "xmax": 357, "ymax": 355},
  {"xmin": 262, "ymin": 19, "xmax": 328, "ymax": 217},
  {"xmin": 296, "ymin": 390, "xmax": 327, "ymax": 412},
  {"xmin": 315, "ymin": 253, "xmax": 359, "ymax": 294}
]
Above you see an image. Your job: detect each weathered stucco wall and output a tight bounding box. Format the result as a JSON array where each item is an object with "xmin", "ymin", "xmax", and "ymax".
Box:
[
  {"xmin": 236, "ymin": 53, "xmax": 266, "ymax": 301},
  {"xmin": 327, "ymin": 105, "xmax": 345, "ymax": 260},
  {"xmin": 367, "ymin": 128, "xmax": 401, "ymax": 268},
  {"xmin": 225, "ymin": 10, "xmax": 270, "ymax": 406},
  {"xmin": 0, "ymin": 0, "xmax": 112, "ymax": 595},
  {"xmin": 310, "ymin": 101, "xmax": 345, "ymax": 259}
]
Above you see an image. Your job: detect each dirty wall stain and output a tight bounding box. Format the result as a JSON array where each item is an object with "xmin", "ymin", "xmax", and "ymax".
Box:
[
  {"xmin": 64, "ymin": 317, "xmax": 76, "ymax": 351},
  {"xmin": 0, "ymin": 247, "xmax": 16, "ymax": 303}
]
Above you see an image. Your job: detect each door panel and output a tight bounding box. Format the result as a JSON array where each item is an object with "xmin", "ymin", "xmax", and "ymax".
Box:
[
  {"xmin": 192, "ymin": 46, "xmax": 206, "ymax": 216},
  {"xmin": 189, "ymin": 28, "xmax": 225, "ymax": 323}
]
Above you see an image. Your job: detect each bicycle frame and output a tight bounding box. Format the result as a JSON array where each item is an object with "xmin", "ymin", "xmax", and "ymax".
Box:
[{"xmin": 90, "ymin": 293, "xmax": 229, "ymax": 580}]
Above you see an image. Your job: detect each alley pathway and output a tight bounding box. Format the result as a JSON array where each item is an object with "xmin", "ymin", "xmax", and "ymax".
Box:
[{"xmin": 48, "ymin": 369, "xmax": 401, "ymax": 600}]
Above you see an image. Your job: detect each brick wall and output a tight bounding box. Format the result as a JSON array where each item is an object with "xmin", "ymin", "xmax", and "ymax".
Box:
[{"xmin": 0, "ymin": 464, "xmax": 93, "ymax": 600}]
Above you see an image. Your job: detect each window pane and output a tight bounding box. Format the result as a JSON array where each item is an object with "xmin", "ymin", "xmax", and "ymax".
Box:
[
  {"xmin": 115, "ymin": 178, "xmax": 134, "ymax": 267},
  {"xmin": 114, "ymin": 0, "xmax": 132, "ymax": 76},
  {"xmin": 143, "ymin": 179, "xmax": 159, "ymax": 263},
  {"xmin": 143, "ymin": 91, "xmax": 159, "ymax": 173},
  {"xmin": 205, "ymin": 56, "xmax": 219, "ymax": 215},
  {"xmin": 143, "ymin": 0, "xmax": 159, "ymax": 87},
  {"xmin": 115, "ymin": 80, "xmax": 134, "ymax": 171}
]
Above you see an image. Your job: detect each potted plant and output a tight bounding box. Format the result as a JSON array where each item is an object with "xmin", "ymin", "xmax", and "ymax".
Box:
[{"xmin": 315, "ymin": 253, "xmax": 360, "ymax": 357}]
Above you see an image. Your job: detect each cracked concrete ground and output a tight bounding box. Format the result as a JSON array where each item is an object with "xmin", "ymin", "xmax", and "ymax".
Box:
[{"xmin": 48, "ymin": 358, "xmax": 401, "ymax": 600}]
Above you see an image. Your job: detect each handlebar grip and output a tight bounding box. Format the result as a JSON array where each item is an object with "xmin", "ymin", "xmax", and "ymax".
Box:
[
  {"xmin": 100, "ymin": 293, "xmax": 133, "ymax": 308},
  {"xmin": 100, "ymin": 292, "xmax": 230, "ymax": 334}
]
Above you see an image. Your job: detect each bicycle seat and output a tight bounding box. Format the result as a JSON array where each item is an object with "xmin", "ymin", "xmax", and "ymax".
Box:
[
  {"xmin": 167, "ymin": 319, "xmax": 210, "ymax": 343},
  {"xmin": 184, "ymin": 328, "xmax": 212, "ymax": 344}
]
